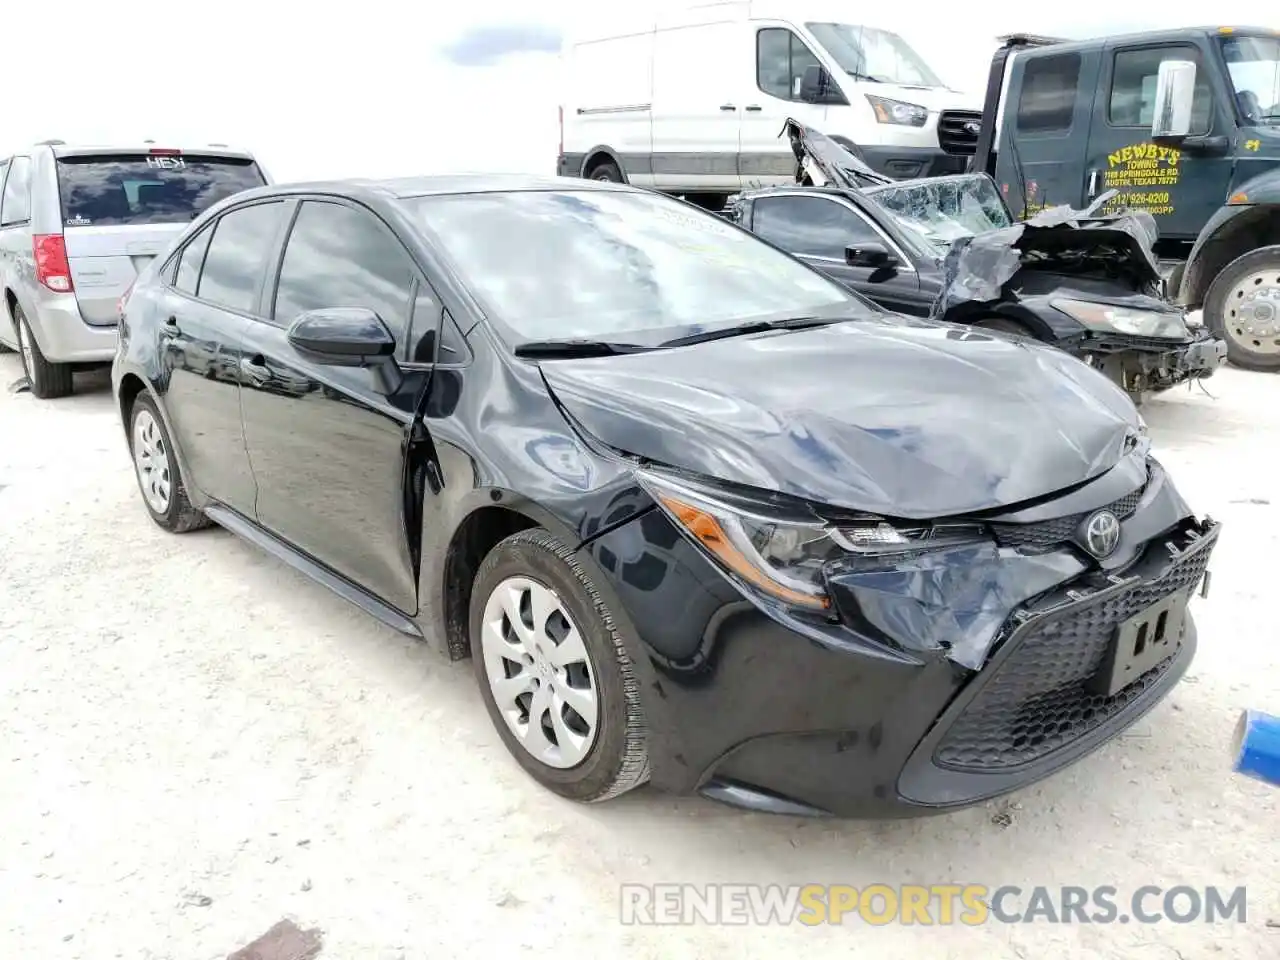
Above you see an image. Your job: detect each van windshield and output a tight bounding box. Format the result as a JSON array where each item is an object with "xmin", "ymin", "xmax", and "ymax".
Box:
[
  {"xmin": 806, "ymin": 23, "xmax": 943, "ymax": 87},
  {"xmin": 1219, "ymin": 35, "xmax": 1280, "ymax": 124},
  {"xmin": 55, "ymin": 154, "xmax": 266, "ymax": 227}
]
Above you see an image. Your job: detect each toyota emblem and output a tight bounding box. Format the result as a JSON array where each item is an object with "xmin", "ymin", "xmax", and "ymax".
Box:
[{"xmin": 1082, "ymin": 510, "xmax": 1121, "ymax": 558}]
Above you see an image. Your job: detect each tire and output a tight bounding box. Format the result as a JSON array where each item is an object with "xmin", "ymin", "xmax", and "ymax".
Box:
[
  {"xmin": 469, "ymin": 528, "xmax": 649, "ymax": 803},
  {"xmin": 683, "ymin": 193, "xmax": 727, "ymax": 213},
  {"xmin": 127, "ymin": 392, "xmax": 211, "ymax": 533},
  {"xmin": 14, "ymin": 306, "xmax": 73, "ymax": 398},
  {"xmin": 975, "ymin": 316, "xmax": 1036, "ymax": 339},
  {"xmin": 586, "ymin": 160, "xmax": 624, "ymax": 183},
  {"xmin": 1203, "ymin": 246, "xmax": 1280, "ymax": 371}
]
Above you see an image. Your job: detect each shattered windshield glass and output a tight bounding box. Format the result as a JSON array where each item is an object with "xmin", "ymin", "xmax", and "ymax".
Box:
[{"xmin": 866, "ymin": 175, "xmax": 1015, "ymax": 253}]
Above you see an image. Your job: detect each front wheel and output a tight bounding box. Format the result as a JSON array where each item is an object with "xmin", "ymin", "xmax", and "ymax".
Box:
[
  {"xmin": 470, "ymin": 528, "xmax": 649, "ymax": 803},
  {"xmin": 1203, "ymin": 246, "xmax": 1280, "ymax": 371}
]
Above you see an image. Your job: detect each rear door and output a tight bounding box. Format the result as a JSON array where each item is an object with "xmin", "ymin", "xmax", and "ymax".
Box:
[
  {"xmin": 996, "ymin": 47, "xmax": 1100, "ymax": 217},
  {"xmin": 55, "ymin": 150, "xmax": 267, "ymax": 326},
  {"xmin": 747, "ymin": 192, "xmax": 929, "ymax": 315}
]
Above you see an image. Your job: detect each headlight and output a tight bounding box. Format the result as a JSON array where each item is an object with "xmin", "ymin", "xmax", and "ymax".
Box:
[
  {"xmin": 638, "ymin": 471, "xmax": 987, "ymax": 612},
  {"xmin": 866, "ymin": 95, "xmax": 928, "ymax": 127},
  {"xmin": 1051, "ymin": 298, "xmax": 1188, "ymax": 339}
]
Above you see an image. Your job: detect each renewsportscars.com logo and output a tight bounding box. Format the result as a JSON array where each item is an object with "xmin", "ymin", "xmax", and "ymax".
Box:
[{"xmin": 619, "ymin": 884, "xmax": 1249, "ymax": 926}]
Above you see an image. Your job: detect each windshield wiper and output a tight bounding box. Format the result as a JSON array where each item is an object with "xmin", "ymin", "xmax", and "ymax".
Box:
[
  {"xmin": 658, "ymin": 315, "xmax": 846, "ymax": 349},
  {"xmin": 846, "ymin": 70, "xmax": 880, "ymax": 82},
  {"xmin": 513, "ymin": 338, "xmax": 650, "ymax": 359}
]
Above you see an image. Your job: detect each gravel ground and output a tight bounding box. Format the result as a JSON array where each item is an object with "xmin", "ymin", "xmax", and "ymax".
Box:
[{"xmin": 1, "ymin": 352, "xmax": 1277, "ymax": 960}]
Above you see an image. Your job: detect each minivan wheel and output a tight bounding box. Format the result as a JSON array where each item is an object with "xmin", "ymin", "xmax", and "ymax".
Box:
[
  {"xmin": 14, "ymin": 307, "xmax": 73, "ymax": 399},
  {"xmin": 127, "ymin": 393, "xmax": 211, "ymax": 533},
  {"xmin": 1203, "ymin": 246, "xmax": 1280, "ymax": 371},
  {"xmin": 470, "ymin": 528, "xmax": 649, "ymax": 802}
]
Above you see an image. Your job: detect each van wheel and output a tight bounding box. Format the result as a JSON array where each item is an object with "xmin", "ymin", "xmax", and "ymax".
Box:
[
  {"xmin": 470, "ymin": 528, "xmax": 649, "ymax": 803},
  {"xmin": 1203, "ymin": 246, "xmax": 1280, "ymax": 371},
  {"xmin": 14, "ymin": 306, "xmax": 73, "ymax": 399},
  {"xmin": 586, "ymin": 160, "xmax": 624, "ymax": 183}
]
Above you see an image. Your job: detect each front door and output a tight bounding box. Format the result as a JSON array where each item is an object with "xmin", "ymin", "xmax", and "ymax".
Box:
[
  {"xmin": 157, "ymin": 203, "xmax": 288, "ymax": 515},
  {"xmin": 1083, "ymin": 40, "xmax": 1235, "ymax": 242},
  {"xmin": 747, "ymin": 192, "xmax": 928, "ymax": 314},
  {"xmin": 239, "ymin": 197, "xmax": 430, "ymax": 615},
  {"xmin": 995, "ymin": 48, "xmax": 1101, "ymax": 217}
]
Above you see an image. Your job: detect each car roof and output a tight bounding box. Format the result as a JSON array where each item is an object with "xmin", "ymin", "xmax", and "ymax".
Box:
[
  {"xmin": 228, "ymin": 173, "xmax": 631, "ymax": 205},
  {"xmin": 37, "ymin": 142, "xmax": 258, "ymax": 161}
]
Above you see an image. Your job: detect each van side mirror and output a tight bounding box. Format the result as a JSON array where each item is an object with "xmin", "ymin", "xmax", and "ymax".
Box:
[
  {"xmin": 1151, "ymin": 60, "xmax": 1197, "ymax": 139},
  {"xmin": 798, "ymin": 65, "xmax": 848, "ymax": 106}
]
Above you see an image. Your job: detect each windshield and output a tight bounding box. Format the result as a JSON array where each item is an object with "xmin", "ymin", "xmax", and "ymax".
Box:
[
  {"xmin": 1220, "ymin": 35, "xmax": 1280, "ymax": 123},
  {"xmin": 805, "ymin": 23, "xmax": 944, "ymax": 87},
  {"xmin": 408, "ymin": 189, "xmax": 859, "ymax": 345},
  {"xmin": 868, "ymin": 176, "xmax": 1014, "ymax": 254},
  {"xmin": 55, "ymin": 154, "xmax": 266, "ymax": 227}
]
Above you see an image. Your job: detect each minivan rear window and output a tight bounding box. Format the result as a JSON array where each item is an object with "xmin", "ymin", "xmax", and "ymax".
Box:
[{"xmin": 55, "ymin": 154, "xmax": 266, "ymax": 227}]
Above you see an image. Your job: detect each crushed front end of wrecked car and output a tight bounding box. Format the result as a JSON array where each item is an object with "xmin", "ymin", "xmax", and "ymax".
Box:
[
  {"xmin": 774, "ymin": 118, "xmax": 1228, "ymax": 399},
  {"xmin": 540, "ymin": 321, "xmax": 1221, "ymax": 817}
]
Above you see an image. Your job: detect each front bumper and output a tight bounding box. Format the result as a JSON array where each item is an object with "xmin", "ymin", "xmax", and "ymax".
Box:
[
  {"xmin": 1077, "ymin": 329, "xmax": 1228, "ymax": 392},
  {"xmin": 584, "ymin": 470, "xmax": 1218, "ymax": 818}
]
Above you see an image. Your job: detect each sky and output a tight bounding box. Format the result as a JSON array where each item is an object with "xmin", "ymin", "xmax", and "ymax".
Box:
[{"xmin": 0, "ymin": 1, "xmax": 1273, "ymax": 181}]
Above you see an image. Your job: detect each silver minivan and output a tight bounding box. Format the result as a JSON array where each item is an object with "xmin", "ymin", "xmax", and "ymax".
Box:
[{"xmin": 0, "ymin": 142, "xmax": 270, "ymax": 397}]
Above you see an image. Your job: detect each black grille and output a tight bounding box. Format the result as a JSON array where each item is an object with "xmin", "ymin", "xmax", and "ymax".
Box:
[
  {"xmin": 934, "ymin": 529, "xmax": 1214, "ymax": 771},
  {"xmin": 938, "ymin": 111, "xmax": 983, "ymax": 155},
  {"xmin": 991, "ymin": 483, "xmax": 1146, "ymax": 549}
]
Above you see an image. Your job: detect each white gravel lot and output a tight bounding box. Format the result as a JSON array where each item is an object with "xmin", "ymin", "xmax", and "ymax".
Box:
[{"xmin": 1, "ymin": 351, "xmax": 1277, "ymax": 960}]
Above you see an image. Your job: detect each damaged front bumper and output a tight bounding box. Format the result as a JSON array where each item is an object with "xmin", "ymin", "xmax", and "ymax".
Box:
[
  {"xmin": 1076, "ymin": 328, "xmax": 1229, "ymax": 393},
  {"xmin": 585, "ymin": 457, "xmax": 1219, "ymax": 818}
]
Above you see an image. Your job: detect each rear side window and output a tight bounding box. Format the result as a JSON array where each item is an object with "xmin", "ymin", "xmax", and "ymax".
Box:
[
  {"xmin": 1016, "ymin": 54, "xmax": 1082, "ymax": 133},
  {"xmin": 1, "ymin": 156, "xmax": 32, "ymax": 226},
  {"xmin": 196, "ymin": 201, "xmax": 287, "ymax": 313},
  {"xmin": 55, "ymin": 153, "xmax": 267, "ymax": 228},
  {"xmin": 175, "ymin": 226, "xmax": 214, "ymax": 296}
]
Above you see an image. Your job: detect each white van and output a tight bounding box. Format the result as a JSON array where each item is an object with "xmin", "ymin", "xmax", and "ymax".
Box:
[{"xmin": 557, "ymin": 0, "xmax": 983, "ymax": 207}]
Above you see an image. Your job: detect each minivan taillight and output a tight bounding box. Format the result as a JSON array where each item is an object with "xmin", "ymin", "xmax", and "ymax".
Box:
[{"xmin": 33, "ymin": 235, "xmax": 73, "ymax": 293}]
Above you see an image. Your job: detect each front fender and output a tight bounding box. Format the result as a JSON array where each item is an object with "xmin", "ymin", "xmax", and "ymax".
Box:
[{"xmin": 1181, "ymin": 167, "xmax": 1280, "ymax": 307}]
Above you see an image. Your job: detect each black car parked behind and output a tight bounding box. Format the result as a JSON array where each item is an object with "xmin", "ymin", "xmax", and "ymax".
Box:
[{"xmin": 112, "ymin": 175, "xmax": 1219, "ymax": 817}]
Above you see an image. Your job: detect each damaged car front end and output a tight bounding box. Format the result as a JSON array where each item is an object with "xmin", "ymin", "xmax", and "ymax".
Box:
[{"xmin": 729, "ymin": 120, "xmax": 1227, "ymax": 400}]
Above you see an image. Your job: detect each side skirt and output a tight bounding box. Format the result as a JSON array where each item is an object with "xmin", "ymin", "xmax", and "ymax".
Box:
[{"xmin": 203, "ymin": 503, "xmax": 424, "ymax": 640}]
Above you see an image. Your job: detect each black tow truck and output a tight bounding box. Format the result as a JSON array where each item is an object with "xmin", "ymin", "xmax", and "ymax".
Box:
[
  {"xmin": 725, "ymin": 119, "xmax": 1227, "ymax": 402},
  {"xmin": 972, "ymin": 27, "xmax": 1280, "ymax": 371}
]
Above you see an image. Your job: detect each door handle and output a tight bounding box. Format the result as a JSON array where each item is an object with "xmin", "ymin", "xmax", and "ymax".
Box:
[
  {"xmin": 744, "ymin": 105, "xmax": 762, "ymax": 112},
  {"xmin": 240, "ymin": 354, "xmax": 270, "ymax": 382},
  {"xmin": 720, "ymin": 103, "xmax": 737, "ymax": 111},
  {"xmin": 1086, "ymin": 170, "xmax": 1100, "ymax": 198},
  {"xmin": 159, "ymin": 315, "xmax": 180, "ymax": 337}
]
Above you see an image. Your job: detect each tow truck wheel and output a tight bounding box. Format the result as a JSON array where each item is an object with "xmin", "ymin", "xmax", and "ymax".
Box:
[{"xmin": 1203, "ymin": 246, "xmax": 1280, "ymax": 372}]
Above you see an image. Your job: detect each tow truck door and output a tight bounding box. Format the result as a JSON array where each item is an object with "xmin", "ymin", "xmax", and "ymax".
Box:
[
  {"xmin": 996, "ymin": 46, "xmax": 1101, "ymax": 217},
  {"xmin": 1081, "ymin": 38, "xmax": 1235, "ymax": 241}
]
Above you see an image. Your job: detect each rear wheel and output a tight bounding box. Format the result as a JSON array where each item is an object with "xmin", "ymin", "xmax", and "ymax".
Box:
[
  {"xmin": 14, "ymin": 306, "xmax": 73, "ymax": 398},
  {"xmin": 470, "ymin": 528, "xmax": 649, "ymax": 803},
  {"xmin": 975, "ymin": 316, "xmax": 1036, "ymax": 338},
  {"xmin": 1203, "ymin": 246, "xmax": 1280, "ymax": 371},
  {"xmin": 586, "ymin": 160, "xmax": 624, "ymax": 183},
  {"xmin": 127, "ymin": 393, "xmax": 211, "ymax": 533}
]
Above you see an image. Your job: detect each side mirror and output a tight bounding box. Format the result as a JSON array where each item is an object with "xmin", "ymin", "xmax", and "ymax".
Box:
[
  {"xmin": 1151, "ymin": 60, "xmax": 1197, "ymax": 139},
  {"xmin": 287, "ymin": 306, "xmax": 403, "ymax": 394},
  {"xmin": 798, "ymin": 65, "xmax": 847, "ymax": 105},
  {"xmin": 846, "ymin": 241, "xmax": 899, "ymax": 269}
]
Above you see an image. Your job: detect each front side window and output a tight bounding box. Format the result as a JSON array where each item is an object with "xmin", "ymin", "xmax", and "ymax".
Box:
[
  {"xmin": 806, "ymin": 23, "xmax": 943, "ymax": 87},
  {"xmin": 1219, "ymin": 35, "xmax": 1280, "ymax": 124},
  {"xmin": 752, "ymin": 195, "xmax": 881, "ymax": 261},
  {"xmin": 1109, "ymin": 46, "xmax": 1213, "ymax": 134},
  {"xmin": 1, "ymin": 156, "xmax": 32, "ymax": 226},
  {"xmin": 196, "ymin": 201, "xmax": 287, "ymax": 313},
  {"xmin": 55, "ymin": 154, "xmax": 267, "ymax": 228},
  {"xmin": 408, "ymin": 189, "xmax": 857, "ymax": 345},
  {"xmin": 272, "ymin": 200, "xmax": 417, "ymax": 345},
  {"xmin": 757, "ymin": 27, "xmax": 824, "ymax": 101}
]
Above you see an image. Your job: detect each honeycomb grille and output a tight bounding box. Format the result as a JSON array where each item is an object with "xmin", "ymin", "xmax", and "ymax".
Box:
[
  {"xmin": 934, "ymin": 534, "xmax": 1213, "ymax": 771},
  {"xmin": 991, "ymin": 483, "xmax": 1146, "ymax": 549}
]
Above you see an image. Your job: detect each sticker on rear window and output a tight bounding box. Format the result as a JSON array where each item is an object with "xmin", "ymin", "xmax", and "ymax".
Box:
[
  {"xmin": 66, "ymin": 216, "xmax": 92, "ymax": 226},
  {"xmin": 146, "ymin": 156, "xmax": 186, "ymax": 170}
]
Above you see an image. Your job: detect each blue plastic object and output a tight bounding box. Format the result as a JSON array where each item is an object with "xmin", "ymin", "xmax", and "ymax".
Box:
[{"xmin": 1232, "ymin": 710, "xmax": 1280, "ymax": 787}]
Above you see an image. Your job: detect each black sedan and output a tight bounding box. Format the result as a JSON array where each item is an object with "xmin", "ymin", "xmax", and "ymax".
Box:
[{"xmin": 111, "ymin": 175, "xmax": 1219, "ymax": 817}]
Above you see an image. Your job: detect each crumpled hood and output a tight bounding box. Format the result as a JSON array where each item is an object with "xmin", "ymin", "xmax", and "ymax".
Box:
[{"xmin": 540, "ymin": 317, "xmax": 1141, "ymax": 519}]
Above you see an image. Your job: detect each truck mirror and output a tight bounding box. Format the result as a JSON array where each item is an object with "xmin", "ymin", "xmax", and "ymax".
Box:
[{"xmin": 1152, "ymin": 60, "xmax": 1197, "ymax": 139}]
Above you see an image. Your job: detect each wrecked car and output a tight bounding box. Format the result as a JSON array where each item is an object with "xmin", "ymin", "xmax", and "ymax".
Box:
[
  {"xmin": 727, "ymin": 120, "xmax": 1228, "ymax": 400},
  {"xmin": 116, "ymin": 175, "xmax": 1218, "ymax": 818}
]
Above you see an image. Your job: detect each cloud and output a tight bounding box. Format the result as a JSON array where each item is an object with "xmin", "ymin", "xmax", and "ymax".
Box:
[{"xmin": 440, "ymin": 24, "xmax": 563, "ymax": 66}]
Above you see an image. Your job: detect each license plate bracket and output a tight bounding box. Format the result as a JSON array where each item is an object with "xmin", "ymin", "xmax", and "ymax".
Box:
[{"xmin": 1090, "ymin": 592, "xmax": 1188, "ymax": 698}]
